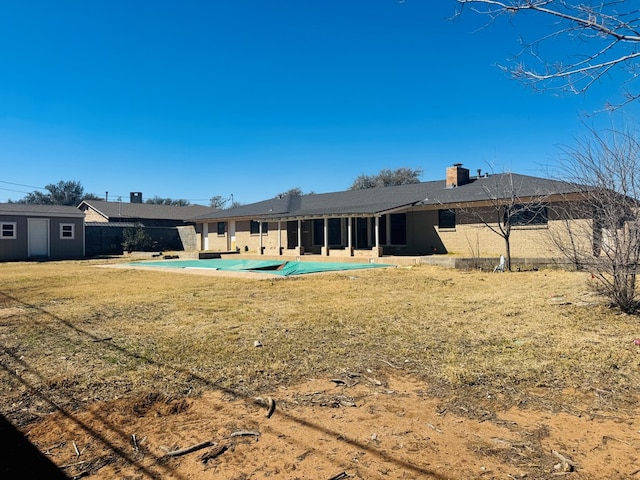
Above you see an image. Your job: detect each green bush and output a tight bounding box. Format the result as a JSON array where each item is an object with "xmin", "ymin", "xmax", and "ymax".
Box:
[{"xmin": 122, "ymin": 225, "xmax": 154, "ymax": 252}]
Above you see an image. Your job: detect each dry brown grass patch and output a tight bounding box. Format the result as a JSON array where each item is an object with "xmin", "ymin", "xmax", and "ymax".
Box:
[{"xmin": 1, "ymin": 258, "xmax": 639, "ymax": 429}]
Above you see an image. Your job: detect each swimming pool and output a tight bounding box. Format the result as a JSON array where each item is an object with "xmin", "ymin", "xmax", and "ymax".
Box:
[{"xmin": 131, "ymin": 259, "xmax": 392, "ymax": 276}]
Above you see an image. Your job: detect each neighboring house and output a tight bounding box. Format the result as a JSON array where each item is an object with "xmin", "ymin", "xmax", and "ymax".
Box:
[
  {"xmin": 78, "ymin": 199, "xmax": 212, "ymax": 256},
  {"xmin": 0, "ymin": 203, "xmax": 85, "ymax": 261},
  {"xmin": 189, "ymin": 164, "xmax": 591, "ymax": 263}
]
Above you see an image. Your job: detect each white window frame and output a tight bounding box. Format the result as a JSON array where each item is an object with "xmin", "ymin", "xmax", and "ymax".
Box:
[
  {"xmin": 60, "ymin": 223, "xmax": 75, "ymax": 240},
  {"xmin": 1, "ymin": 222, "xmax": 17, "ymax": 239}
]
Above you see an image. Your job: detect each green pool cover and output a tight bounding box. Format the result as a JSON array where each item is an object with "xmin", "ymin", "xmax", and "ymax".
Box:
[{"xmin": 132, "ymin": 259, "xmax": 392, "ymax": 276}]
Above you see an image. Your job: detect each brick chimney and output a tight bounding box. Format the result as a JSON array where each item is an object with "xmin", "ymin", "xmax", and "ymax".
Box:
[{"xmin": 446, "ymin": 163, "xmax": 470, "ymax": 188}]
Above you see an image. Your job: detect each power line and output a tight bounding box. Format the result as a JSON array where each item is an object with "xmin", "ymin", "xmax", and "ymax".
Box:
[
  {"xmin": 0, "ymin": 180, "xmax": 46, "ymax": 190},
  {"xmin": 0, "ymin": 187, "xmax": 32, "ymax": 194}
]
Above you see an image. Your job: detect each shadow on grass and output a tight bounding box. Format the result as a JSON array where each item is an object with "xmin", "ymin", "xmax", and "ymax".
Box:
[{"xmin": 0, "ymin": 291, "xmax": 450, "ymax": 479}]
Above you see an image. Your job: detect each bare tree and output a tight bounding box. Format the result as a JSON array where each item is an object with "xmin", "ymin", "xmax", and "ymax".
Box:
[
  {"xmin": 453, "ymin": 172, "xmax": 549, "ymax": 271},
  {"xmin": 550, "ymin": 127, "xmax": 640, "ymax": 312},
  {"xmin": 210, "ymin": 195, "xmax": 244, "ymax": 209},
  {"xmin": 455, "ymin": 0, "xmax": 640, "ymax": 107},
  {"xmin": 209, "ymin": 195, "xmax": 228, "ymax": 209}
]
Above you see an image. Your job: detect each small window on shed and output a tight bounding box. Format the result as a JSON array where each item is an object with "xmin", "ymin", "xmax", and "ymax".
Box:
[
  {"xmin": 217, "ymin": 222, "xmax": 226, "ymax": 235},
  {"xmin": 1, "ymin": 222, "xmax": 16, "ymax": 239},
  {"xmin": 438, "ymin": 209, "xmax": 456, "ymax": 229},
  {"xmin": 60, "ymin": 223, "xmax": 75, "ymax": 239}
]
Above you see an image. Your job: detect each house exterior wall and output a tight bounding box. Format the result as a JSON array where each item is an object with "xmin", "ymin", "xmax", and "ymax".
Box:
[
  {"xmin": 193, "ymin": 201, "xmax": 595, "ymax": 262},
  {"xmin": 234, "ymin": 221, "xmax": 285, "ymax": 253},
  {"xmin": 202, "ymin": 222, "xmax": 229, "ymax": 251},
  {"xmin": 405, "ymin": 210, "xmax": 444, "ymax": 255},
  {"xmin": 0, "ymin": 215, "xmax": 84, "ymax": 261},
  {"xmin": 81, "ymin": 206, "xmax": 108, "ymax": 222},
  {"xmin": 430, "ymin": 205, "xmax": 594, "ymax": 259},
  {"xmin": 435, "ymin": 219, "xmax": 592, "ymax": 258},
  {"xmin": 199, "ymin": 220, "xmax": 284, "ymax": 253}
]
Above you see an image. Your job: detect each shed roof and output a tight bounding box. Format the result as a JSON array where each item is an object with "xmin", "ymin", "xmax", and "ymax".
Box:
[
  {"xmin": 0, "ymin": 203, "xmax": 85, "ymax": 218},
  {"xmin": 79, "ymin": 200, "xmax": 212, "ymax": 221}
]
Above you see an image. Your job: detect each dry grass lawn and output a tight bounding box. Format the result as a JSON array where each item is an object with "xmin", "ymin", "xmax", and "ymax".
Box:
[{"xmin": 1, "ymin": 258, "xmax": 639, "ymax": 479}]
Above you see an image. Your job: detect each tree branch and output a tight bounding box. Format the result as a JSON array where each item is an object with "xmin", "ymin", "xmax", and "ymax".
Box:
[{"xmin": 456, "ymin": 0, "xmax": 640, "ymax": 108}]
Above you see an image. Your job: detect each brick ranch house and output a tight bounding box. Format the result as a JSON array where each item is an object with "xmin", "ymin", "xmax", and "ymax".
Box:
[{"xmin": 189, "ymin": 164, "xmax": 593, "ymax": 267}]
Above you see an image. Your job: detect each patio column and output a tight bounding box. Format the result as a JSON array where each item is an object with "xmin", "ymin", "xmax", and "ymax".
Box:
[
  {"xmin": 229, "ymin": 221, "xmax": 236, "ymax": 251},
  {"xmin": 385, "ymin": 214, "xmax": 391, "ymax": 245},
  {"xmin": 277, "ymin": 221, "xmax": 282, "ymax": 254},
  {"xmin": 259, "ymin": 221, "xmax": 264, "ymax": 255},
  {"xmin": 202, "ymin": 222, "xmax": 209, "ymax": 250},
  {"xmin": 347, "ymin": 218, "xmax": 353, "ymax": 254},
  {"xmin": 323, "ymin": 217, "xmax": 329, "ymax": 256},
  {"xmin": 374, "ymin": 216, "xmax": 381, "ymax": 257},
  {"xmin": 297, "ymin": 219, "xmax": 303, "ymax": 255}
]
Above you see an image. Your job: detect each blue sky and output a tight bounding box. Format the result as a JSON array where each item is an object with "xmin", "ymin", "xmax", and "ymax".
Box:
[{"xmin": 0, "ymin": 1, "xmax": 635, "ymax": 205}]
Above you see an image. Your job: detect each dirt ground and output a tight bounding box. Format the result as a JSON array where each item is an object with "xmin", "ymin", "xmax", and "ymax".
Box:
[
  {"xmin": 21, "ymin": 374, "xmax": 640, "ymax": 480},
  {"xmin": 4, "ymin": 263, "xmax": 640, "ymax": 479}
]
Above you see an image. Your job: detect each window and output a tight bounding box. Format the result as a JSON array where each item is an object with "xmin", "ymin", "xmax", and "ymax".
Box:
[
  {"xmin": 438, "ymin": 209, "xmax": 456, "ymax": 229},
  {"xmin": 508, "ymin": 205, "xmax": 548, "ymax": 226},
  {"xmin": 379, "ymin": 216, "xmax": 387, "ymax": 244},
  {"xmin": 217, "ymin": 222, "xmax": 226, "ymax": 235},
  {"xmin": 1, "ymin": 222, "xmax": 16, "ymax": 239},
  {"xmin": 60, "ymin": 223, "xmax": 75, "ymax": 239},
  {"xmin": 312, "ymin": 218, "xmax": 343, "ymax": 246},
  {"xmin": 355, "ymin": 217, "xmax": 370, "ymax": 249},
  {"xmin": 312, "ymin": 219, "xmax": 324, "ymax": 246},
  {"xmin": 250, "ymin": 220, "xmax": 268, "ymax": 234},
  {"xmin": 389, "ymin": 213, "xmax": 406, "ymax": 245}
]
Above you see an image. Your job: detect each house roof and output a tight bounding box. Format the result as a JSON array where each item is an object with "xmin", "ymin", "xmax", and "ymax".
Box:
[
  {"xmin": 189, "ymin": 173, "xmax": 585, "ymax": 222},
  {"xmin": 0, "ymin": 203, "xmax": 85, "ymax": 218},
  {"xmin": 416, "ymin": 173, "xmax": 584, "ymax": 206},
  {"xmin": 78, "ymin": 200, "xmax": 212, "ymax": 221}
]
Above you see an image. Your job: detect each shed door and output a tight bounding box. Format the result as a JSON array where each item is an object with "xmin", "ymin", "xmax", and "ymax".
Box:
[{"xmin": 28, "ymin": 218, "xmax": 49, "ymax": 257}]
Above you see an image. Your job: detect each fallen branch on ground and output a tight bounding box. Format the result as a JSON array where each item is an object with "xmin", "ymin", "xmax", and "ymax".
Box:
[
  {"xmin": 199, "ymin": 445, "xmax": 228, "ymax": 463},
  {"xmin": 328, "ymin": 472, "xmax": 350, "ymax": 480},
  {"xmin": 229, "ymin": 430, "xmax": 260, "ymax": 438},
  {"xmin": 379, "ymin": 359, "xmax": 401, "ymax": 369},
  {"xmin": 165, "ymin": 440, "xmax": 215, "ymax": 457}
]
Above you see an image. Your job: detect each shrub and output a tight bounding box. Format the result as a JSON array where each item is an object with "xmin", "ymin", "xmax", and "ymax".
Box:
[{"xmin": 122, "ymin": 225, "xmax": 154, "ymax": 252}]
